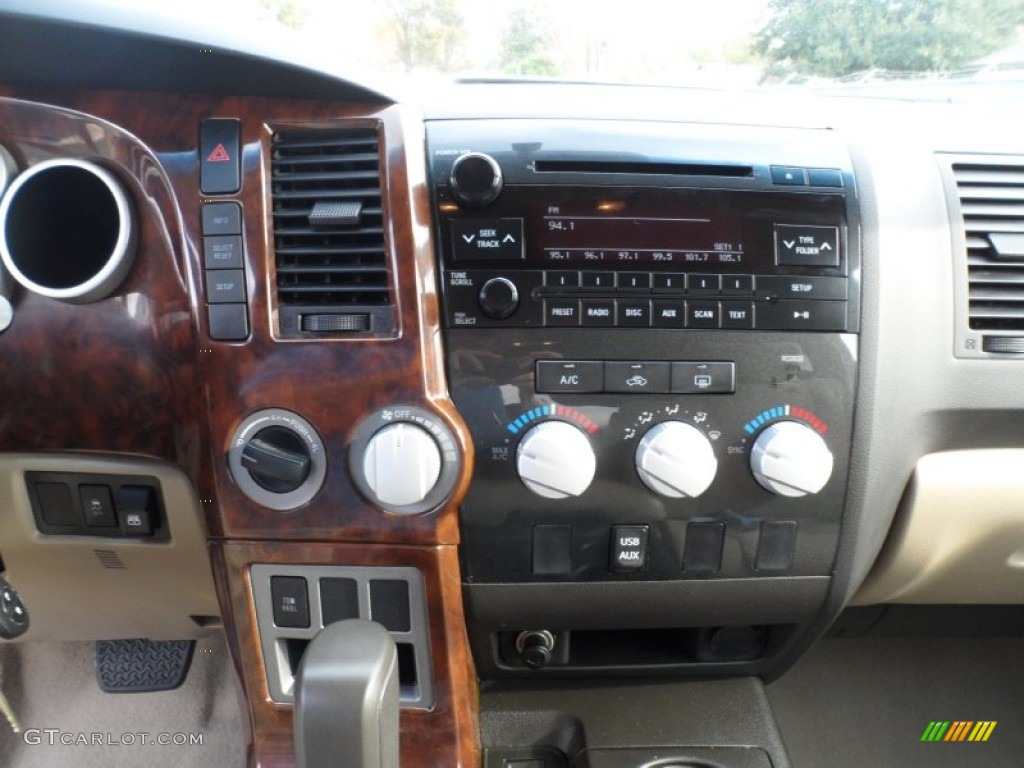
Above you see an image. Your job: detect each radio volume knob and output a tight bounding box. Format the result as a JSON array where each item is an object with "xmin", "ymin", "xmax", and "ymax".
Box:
[
  {"xmin": 478, "ymin": 277, "xmax": 519, "ymax": 320},
  {"xmin": 634, "ymin": 421, "xmax": 717, "ymax": 498},
  {"xmin": 516, "ymin": 421, "xmax": 596, "ymax": 499},
  {"xmin": 750, "ymin": 421, "xmax": 834, "ymax": 497},
  {"xmin": 449, "ymin": 152, "xmax": 503, "ymax": 207}
]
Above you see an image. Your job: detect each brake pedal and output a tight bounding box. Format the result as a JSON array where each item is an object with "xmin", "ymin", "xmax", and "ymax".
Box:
[{"xmin": 95, "ymin": 639, "xmax": 195, "ymax": 693}]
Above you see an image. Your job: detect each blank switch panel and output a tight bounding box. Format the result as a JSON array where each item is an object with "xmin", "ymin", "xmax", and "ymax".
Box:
[{"xmin": 250, "ymin": 564, "xmax": 433, "ymax": 709}]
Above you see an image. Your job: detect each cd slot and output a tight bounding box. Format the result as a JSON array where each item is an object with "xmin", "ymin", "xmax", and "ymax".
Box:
[{"xmin": 533, "ymin": 159, "xmax": 753, "ymax": 177}]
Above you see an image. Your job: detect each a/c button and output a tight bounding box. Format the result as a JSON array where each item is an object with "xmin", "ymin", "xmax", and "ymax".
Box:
[{"xmin": 536, "ymin": 361, "xmax": 604, "ymax": 393}]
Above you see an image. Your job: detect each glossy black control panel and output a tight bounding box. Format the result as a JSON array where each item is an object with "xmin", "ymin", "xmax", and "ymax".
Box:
[
  {"xmin": 427, "ymin": 120, "xmax": 860, "ymax": 671},
  {"xmin": 449, "ymin": 329, "xmax": 855, "ymax": 583}
]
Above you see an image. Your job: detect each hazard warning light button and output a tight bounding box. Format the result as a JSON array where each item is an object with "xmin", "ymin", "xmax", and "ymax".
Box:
[{"xmin": 200, "ymin": 118, "xmax": 241, "ymax": 195}]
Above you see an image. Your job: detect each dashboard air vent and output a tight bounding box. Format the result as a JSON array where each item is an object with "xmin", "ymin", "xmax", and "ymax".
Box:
[
  {"xmin": 952, "ymin": 161, "xmax": 1024, "ymax": 332},
  {"xmin": 271, "ymin": 129, "xmax": 394, "ymax": 335}
]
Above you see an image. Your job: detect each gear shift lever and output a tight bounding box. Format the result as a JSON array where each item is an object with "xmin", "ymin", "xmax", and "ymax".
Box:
[{"xmin": 294, "ymin": 619, "xmax": 400, "ymax": 768}]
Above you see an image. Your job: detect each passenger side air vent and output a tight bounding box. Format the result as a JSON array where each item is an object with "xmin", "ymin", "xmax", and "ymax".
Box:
[
  {"xmin": 949, "ymin": 158, "xmax": 1024, "ymax": 355},
  {"xmin": 271, "ymin": 129, "xmax": 395, "ymax": 336}
]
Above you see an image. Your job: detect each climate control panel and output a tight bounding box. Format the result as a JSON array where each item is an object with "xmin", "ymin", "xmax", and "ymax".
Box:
[{"xmin": 449, "ymin": 329, "xmax": 855, "ymax": 584}]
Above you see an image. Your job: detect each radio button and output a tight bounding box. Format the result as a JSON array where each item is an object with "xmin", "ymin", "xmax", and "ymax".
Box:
[
  {"xmin": 545, "ymin": 299, "xmax": 581, "ymax": 326},
  {"xmin": 671, "ymin": 362, "xmax": 735, "ymax": 394},
  {"xmin": 604, "ymin": 362, "xmax": 670, "ymax": 394},
  {"xmin": 687, "ymin": 301, "xmax": 721, "ymax": 328},
  {"xmin": 653, "ymin": 300, "xmax": 686, "ymax": 328},
  {"xmin": 722, "ymin": 275, "xmax": 754, "ymax": 295},
  {"xmin": 545, "ymin": 270, "xmax": 580, "ymax": 289},
  {"xmin": 617, "ymin": 300, "xmax": 651, "ymax": 327},
  {"xmin": 581, "ymin": 299, "xmax": 615, "ymax": 326},
  {"xmin": 618, "ymin": 272, "xmax": 651, "ymax": 292},
  {"xmin": 653, "ymin": 273, "xmax": 687, "ymax": 292},
  {"xmin": 581, "ymin": 272, "xmax": 616, "ymax": 291},
  {"xmin": 688, "ymin": 274, "xmax": 721, "ymax": 294},
  {"xmin": 536, "ymin": 361, "xmax": 603, "ymax": 393},
  {"xmin": 757, "ymin": 275, "xmax": 847, "ymax": 301},
  {"xmin": 721, "ymin": 301, "xmax": 755, "ymax": 329},
  {"xmin": 756, "ymin": 300, "xmax": 847, "ymax": 331}
]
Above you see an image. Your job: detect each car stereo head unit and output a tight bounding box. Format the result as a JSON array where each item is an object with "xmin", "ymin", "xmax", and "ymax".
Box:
[{"xmin": 428, "ymin": 119, "xmax": 859, "ymax": 334}]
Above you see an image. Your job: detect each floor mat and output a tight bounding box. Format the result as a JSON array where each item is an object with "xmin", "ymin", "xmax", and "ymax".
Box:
[
  {"xmin": 767, "ymin": 637, "xmax": 1024, "ymax": 768},
  {"xmin": 0, "ymin": 632, "xmax": 246, "ymax": 767}
]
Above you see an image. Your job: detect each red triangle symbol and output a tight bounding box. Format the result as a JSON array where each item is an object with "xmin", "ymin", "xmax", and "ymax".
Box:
[{"xmin": 206, "ymin": 143, "xmax": 231, "ymax": 162}]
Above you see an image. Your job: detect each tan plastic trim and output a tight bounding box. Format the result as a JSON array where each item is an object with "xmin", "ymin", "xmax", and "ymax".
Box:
[
  {"xmin": 0, "ymin": 453, "xmax": 219, "ymax": 640},
  {"xmin": 853, "ymin": 449, "xmax": 1024, "ymax": 605}
]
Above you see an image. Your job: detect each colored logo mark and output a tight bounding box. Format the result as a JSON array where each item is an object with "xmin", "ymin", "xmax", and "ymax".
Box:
[{"xmin": 921, "ymin": 721, "xmax": 997, "ymax": 742}]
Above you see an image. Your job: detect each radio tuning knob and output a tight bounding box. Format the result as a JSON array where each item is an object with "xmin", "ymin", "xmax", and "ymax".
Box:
[
  {"xmin": 516, "ymin": 421, "xmax": 596, "ymax": 499},
  {"xmin": 478, "ymin": 277, "xmax": 519, "ymax": 319},
  {"xmin": 634, "ymin": 421, "xmax": 717, "ymax": 498},
  {"xmin": 749, "ymin": 421, "xmax": 834, "ymax": 497},
  {"xmin": 449, "ymin": 152, "xmax": 503, "ymax": 207}
]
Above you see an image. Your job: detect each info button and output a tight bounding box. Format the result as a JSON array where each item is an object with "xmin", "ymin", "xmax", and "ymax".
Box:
[{"xmin": 536, "ymin": 361, "xmax": 604, "ymax": 394}]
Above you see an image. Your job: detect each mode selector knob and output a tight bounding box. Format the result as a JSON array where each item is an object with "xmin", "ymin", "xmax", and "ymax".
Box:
[
  {"xmin": 750, "ymin": 421, "xmax": 834, "ymax": 497},
  {"xmin": 635, "ymin": 421, "xmax": 717, "ymax": 498},
  {"xmin": 449, "ymin": 152, "xmax": 503, "ymax": 207},
  {"xmin": 516, "ymin": 421, "xmax": 596, "ymax": 499},
  {"xmin": 478, "ymin": 277, "xmax": 519, "ymax": 320},
  {"xmin": 240, "ymin": 425, "xmax": 312, "ymax": 494}
]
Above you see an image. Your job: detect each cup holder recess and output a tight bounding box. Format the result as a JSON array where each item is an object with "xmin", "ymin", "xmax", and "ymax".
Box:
[{"xmin": 0, "ymin": 158, "xmax": 136, "ymax": 303}]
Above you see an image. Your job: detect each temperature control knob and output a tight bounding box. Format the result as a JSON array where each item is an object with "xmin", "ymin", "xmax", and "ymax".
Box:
[
  {"xmin": 516, "ymin": 421, "xmax": 596, "ymax": 499},
  {"xmin": 750, "ymin": 421, "xmax": 833, "ymax": 497},
  {"xmin": 363, "ymin": 422, "xmax": 443, "ymax": 507},
  {"xmin": 449, "ymin": 152, "xmax": 503, "ymax": 207},
  {"xmin": 634, "ymin": 421, "xmax": 717, "ymax": 498}
]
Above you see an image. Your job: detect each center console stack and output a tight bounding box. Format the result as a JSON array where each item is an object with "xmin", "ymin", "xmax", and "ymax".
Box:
[{"xmin": 427, "ymin": 119, "xmax": 860, "ymax": 679}]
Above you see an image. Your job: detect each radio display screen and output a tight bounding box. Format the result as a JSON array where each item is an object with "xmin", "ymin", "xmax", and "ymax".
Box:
[
  {"xmin": 443, "ymin": 185, "xmax": 846, "ymax": 274},
  {"xmin": 543, "ymin": 212, "xmax": 744, "ymax": 267}
]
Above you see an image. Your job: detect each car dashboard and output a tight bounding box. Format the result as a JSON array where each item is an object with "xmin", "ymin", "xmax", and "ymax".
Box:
[{"xmin": 1, "ymin": 5, "xmax": 1024, "ymax": 768}]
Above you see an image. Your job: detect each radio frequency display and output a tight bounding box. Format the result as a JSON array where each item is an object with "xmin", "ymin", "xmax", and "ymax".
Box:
[{"xmin": 543, "ymin": 214, "xmax": 745, "ymax": 266}]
